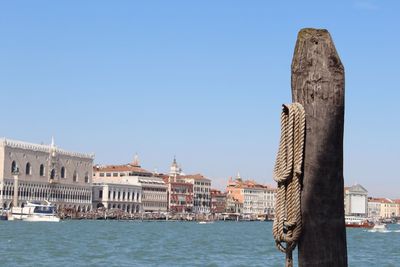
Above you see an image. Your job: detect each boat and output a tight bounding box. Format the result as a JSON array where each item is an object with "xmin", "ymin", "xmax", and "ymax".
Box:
[
  {"xmin": 345, "ymin": 216, "xmax": 374, "ymax": 228},
  {"xmin": 198, "ymin": 221, "xmax": 214, "ymax": 224},
  {"xmin": 10, "ymin": 201, "xmax": 60, "ymax": 222},
  {"xmin": 371, "ymin": 223, "xmax": 387, "ymax": 231},
  {"xmin": 0, "ymin": 209, "xmax": 9, "ymax": 220}
]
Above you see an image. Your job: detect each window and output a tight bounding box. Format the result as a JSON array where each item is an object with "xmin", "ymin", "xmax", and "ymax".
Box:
[
  {"xmin": 100, "ymin": 173, "xmax": 105, "ymax": 177},
  {"xmin": 84, "ymin": 172, "xmax": 89, "ymax": 183},
  {"xmin": 61, "ymin": 167, "xmax": 66, "ymax": 178},
  {"xmin": 39, "ymin": 164, "xmax": 45, "ymax": 177},
  {"xmin": 11, "ymin": 161, "xmax": 18, "ymax": 174},
  {"xmin": 50, "ymin": 169, "xmax": 56, "ymax": 179},
  {"xmin": 106, "ymin": 173, "xmax": 111, "ymax": 177},
  {"xmin": 113, "ymin": 173, "xmax": 118, "ymax": 177},
  {"xmin": 25, "ymin": 162, "xmax": 31, "ymax": 175},
  {"xmin": 73, "ymin": 171, "xmax": 78, "ymax": 182},
  {"xmin": 99, "ymin": 190, "xmax": 103, "ymax": 199}
]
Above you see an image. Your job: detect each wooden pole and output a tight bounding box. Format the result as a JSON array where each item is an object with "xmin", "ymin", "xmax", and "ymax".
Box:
[{"xmin": 291, "ymin": 28, "xmax": 347, "ymax": 266}]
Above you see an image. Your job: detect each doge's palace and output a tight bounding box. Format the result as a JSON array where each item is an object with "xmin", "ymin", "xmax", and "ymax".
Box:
[{"xmin": 0, "ymin": 138, "xmax": 94, "ymax": 212}]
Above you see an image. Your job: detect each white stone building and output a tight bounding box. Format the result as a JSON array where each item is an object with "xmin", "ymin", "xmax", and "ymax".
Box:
[
  {"xmin": 0, "ymin": 138, "xmax": 94, "ymax": 212},
  {"xmin": 92, "ymin": 175, "xmax": 142, "ymax": 213},
  {"xmin": 263, "ymin": 187, "xmax": 276, "ymax": 216},
  {"xmin": 226, "ymin": 177, "xmax": 276, "ymax": 216},
  {"xmin": 368, "ymin": 198, "xmax": 382, "ymax": 219},
  {"xmin": 344, "ymin": 184, "xmax": 368, "ymax": 217},
  {"xmin": 139, "ymin": 176, "xmax": 168, "ymax": 213},
  {"xmin": 181, "ymin": 174, "xmax": 211, "ymax": 214},
  {"xmin": 92, "ymin": 156, "xmax": 167, "ymax": 213}
]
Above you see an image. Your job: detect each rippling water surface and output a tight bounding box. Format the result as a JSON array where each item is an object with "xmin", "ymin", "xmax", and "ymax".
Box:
[{"xmin": 0, "ymin": 221, "xmax": 399, "ymax": 266}]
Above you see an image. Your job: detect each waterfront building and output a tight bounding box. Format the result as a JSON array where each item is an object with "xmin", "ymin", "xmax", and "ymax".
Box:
[
  {"xmin": 92, "ymin": 156, "xmax": 167, "ymax": 213},
  {"xmin": 139, "ymin": 175, "xmax": 168, "ymax": 213},
  {"xmin": 180, "ymin": 174, "xmax": 211, "ymax": 214},
  {"xmin": 368, "ymin": 197, "xmax": 382, "ymax": 219},
  {"xmin": 226, "ymin": 175, "xmax": 275, "ymax": 216},
  {"xmin": 163, "ymin": 176, "xmax": 193, "ymax": 213},
  {"xmin": 163, "ymin": 158, "xmax": 209, "ymax": 213},
  {"xmin": 210, "ymin": 189, "xmax": 227, "ymax": 214},
  {"xmin": 0, "ymin": 138, "xmax": 93, "ymax": 212},
  {"xmin": 395, "ymin": 199, "xmax": 400, "ymax": 217},
  {"xmin": 263, "ymin": 186, "xmax": 276, "ymax": 217},
  {"xmin": 225, "ymin": 195, "xmax": 243, "ymax": 214},
  {"xmin": 344, "ymin": 184, "xmax": 368, "ymax": 217},
  {"xmin": 92, "ymin": 163, "xmax": 142, "ymax": 213},
  {"xmin": 368, "ymin": 197, "xmax": 399, "ymax": 219}
]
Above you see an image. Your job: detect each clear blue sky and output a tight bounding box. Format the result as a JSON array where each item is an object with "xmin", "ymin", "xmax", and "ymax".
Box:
[{"xmin": 1, "ymin": 1, "xmax": 399, "ymax": 198}]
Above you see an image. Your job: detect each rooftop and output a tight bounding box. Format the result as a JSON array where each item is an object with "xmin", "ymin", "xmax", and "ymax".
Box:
[
  {"xmin": 227, "ymin": 178, "xmax": 275, "ymax": 190},
  {"xmin": 368, "ymin": 197, "xmax": 396, "ymax": 204},
  {"xmin": 180, "ymin": 174, "xmax": 211, "ymax": 181},
  {"xmin": 1, "ymin": 137, "xmax": 94, "ymax": 159},
  {"xmin": 93, "ymin": 157, "xmax": 152, "ymax": 176}
]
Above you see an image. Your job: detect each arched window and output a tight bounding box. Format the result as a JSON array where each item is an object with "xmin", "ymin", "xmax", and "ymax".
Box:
[
  {"xmin": 61, "ymin": 167, "xmax": 66, "ymax": 179},
  {"xmin": 50, "ymin": 169, "xmax": 56, "ymax": 179},
  {"xmin": 11, "ymin": 161, "xmax": 18, "ymax": 174},
  {"xmin": 25, "ymin": 162, "xmax": 31, "ymax": 175},
  {"xmin": 84, "ymin": 172, "xmax": 89, "ymax": 183},
  {"xmin": 73, "ymin": 171, "xmax": 78, "ymax": 182},
  {"xmin": 39, "ymin": 164, "xmax": 45, "ymax": 177}
]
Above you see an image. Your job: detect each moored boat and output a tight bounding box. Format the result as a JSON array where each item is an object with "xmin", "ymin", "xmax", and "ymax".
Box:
[
  {"xmin": 10, "ymin": 201, "xmax": 60, "ymax": 222},
  {"xmin": 0, "ymin": 209, "xmax": 9, "ymax": 220},
  {"xmin": 345, "ymin": 216, "xmax": 374, "ymax": 228}
]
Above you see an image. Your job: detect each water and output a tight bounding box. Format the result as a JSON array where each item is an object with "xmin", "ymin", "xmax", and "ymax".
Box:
[{"xmin": 0, "ymin": 221, "xmax": 399, "ymax": 267}]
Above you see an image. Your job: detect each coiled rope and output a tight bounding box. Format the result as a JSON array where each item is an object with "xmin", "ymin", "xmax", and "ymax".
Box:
[{"xmin": 272, "ymin": 103, "xmax": 305, "ymax": 267}]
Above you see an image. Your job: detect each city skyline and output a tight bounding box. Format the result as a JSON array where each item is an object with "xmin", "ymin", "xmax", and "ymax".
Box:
[{"xmin": 1, "ymin": 1, "xmax": 400, "ymax": 198}]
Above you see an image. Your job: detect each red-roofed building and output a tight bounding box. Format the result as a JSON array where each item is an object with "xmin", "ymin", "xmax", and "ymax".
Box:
[
  {"xmin": 164, "ymin": 157, "xmax": 211, "ymax": 214},
  {"xmin": 158, "ymin": 158, "xmax": 194, "ymax": 213},
  {"xmin": 92, "ymin": 155, "xmax": 167, "ymax": 213},
  {"xmin": 210, "ymin": 189, "xmax": 227, "ymax": 214},
  {"xmin": 180, "ymin": 174, "xmax": 211, "ymax": 214},
  {"xmin": 167, "ymin": 180, "xmax": 193, "ymax": 213},
  {"xmin": 226, "ymin": 174, "xmax": 276, "ymax": 216},
  {"xmin": 368, "ymin": 197, "xmax": 399, "ymax": 219}
]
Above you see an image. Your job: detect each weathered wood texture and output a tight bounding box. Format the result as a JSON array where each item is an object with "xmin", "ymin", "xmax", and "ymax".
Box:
[{"xmin": 291, "ymin": 28, "xmax": 347, "ymax": 267}]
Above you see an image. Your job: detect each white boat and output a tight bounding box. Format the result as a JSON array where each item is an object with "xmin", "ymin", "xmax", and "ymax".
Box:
[
  {"xmin": 372, "ymin": 223, "xmax": 387, "ymax": 231},
  {"xmin": 11, "ymin": 201, "xmax": 60, "ymax": 222},
  {"xmin": 198, "ymin": 221, "xmax": 213, "ymax": 224}
]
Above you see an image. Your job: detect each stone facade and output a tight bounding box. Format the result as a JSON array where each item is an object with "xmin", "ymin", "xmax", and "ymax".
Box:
[
  {"xmin": 180, "ymin": 174, "xmax": 211, "ymax": 214},
  {"xmin": 0, "ymin": 138, "xmax": 93, "ymax": 212},
  {"xmin": 92, "ymin": 156, "xmax": 167, "ymax": 213},
  {"xmin": 210, "ymin": 189, "xmax": 226, "ymax": 214},
  {"xmin": 368, "ymin": 197, "xmax": 382, "ymax": 219},
  {"xmin": 92, "ymin": 176, "xmax": 142, "ymax": 213},
  {"xmin": 368, "ymin": 197, "xmax": 399, "ymax": 219},
  {"xmin": 226, "ymin": 176, "xmax": 276, "ymax": 216},
  {"xmin": 165, "ymin": 180, "xmax": 193, "ymax": 213},
  {"xmin": 344, "ymin": 184, "xmax": 368, "ymax": 217},
  {"xmin": 140, "ymin": 176, "xmax": 168, "ymax": 213}
]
